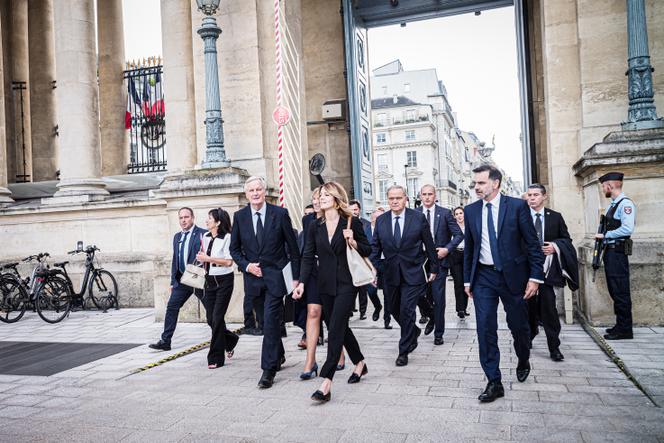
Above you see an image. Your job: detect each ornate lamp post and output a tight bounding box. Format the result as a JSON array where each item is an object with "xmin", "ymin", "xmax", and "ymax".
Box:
[
  {"xmin": 622, "ymin": 0, "xmax": 663, "ymax": 130},
  {"xmin": 196, "ymin": 0, "xmax": 230, "ymax": 168}
]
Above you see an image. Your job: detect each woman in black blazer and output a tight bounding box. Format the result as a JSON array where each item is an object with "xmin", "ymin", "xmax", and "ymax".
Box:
[{"xmin": 294, "ymin": 181, "xmax": 371, "ymax": 403}]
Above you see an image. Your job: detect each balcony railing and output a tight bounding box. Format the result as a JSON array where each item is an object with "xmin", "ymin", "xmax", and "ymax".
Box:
[{"xmin": 373, "ymin": 114, "xmax": 429, "ymax": 128}]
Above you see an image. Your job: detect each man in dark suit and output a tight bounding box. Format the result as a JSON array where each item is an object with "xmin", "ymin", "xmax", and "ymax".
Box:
[
  {"xmin": 371, "ymin": 185, "xmax": 438, "ymax": 367},
  {"xmin": 364, "ymin": 207, "xmax": 386, "ymax": 325},
  {"xmin": 416, "ymin": 185, "xmax": 463, "ymax": 345},
  {"xmin": 230, "ymin": 176, "xmax": 300, "ymax": 389},
  {"xmin": 463, "ymin": 165, "xmax": 544, "ymax": 402},
  {"xmin": 349, "ymin": 199, "xmax": 381, "ymax": 320},
  {"xmin": 526, "ymin": 183, "xmax": 570, "ymax": 362},
  {"xmin": 150, "ymin": 207, "xmax": 207, "ymax": 351}
]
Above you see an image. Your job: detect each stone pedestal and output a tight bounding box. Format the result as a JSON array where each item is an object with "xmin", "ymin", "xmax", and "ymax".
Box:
[
  {"xmin": 574, "ymin": 128, "xmax": 664, "ymax": 326},
  {"xmin": 151, "ymin": 167, "xmax": 251, "ymax": 323}
]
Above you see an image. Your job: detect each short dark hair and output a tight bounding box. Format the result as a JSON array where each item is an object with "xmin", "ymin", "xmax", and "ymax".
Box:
[
  {"xmin": 304, "ymin": 204, "xmax": 314, "ymax": 210},
  {"xmin": 527, "ymin": 183, "xmax": 547, "ymax": 194},
  {"xmin": 453, "ymin": 206, "xmax": 464, "ymax": 214},
  {"xmin": 472, "ymin": 164, "xmax": 502, "ymax": 186},
  {"xmin": 348, "ymin": 199, "xmax": 361, "ymax": 209},
  {"xmin": 178, "ymin": 207, "xmax": 194, "ymax": 217},
  {"xmin": 208, "ymin": 208, "xmax": 232, "ymax": 238}
]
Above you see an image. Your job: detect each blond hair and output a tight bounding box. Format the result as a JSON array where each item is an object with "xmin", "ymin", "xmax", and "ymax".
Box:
[{"xmin": 319, "ymin": 182, "xmax": 353, "ymax": 221}]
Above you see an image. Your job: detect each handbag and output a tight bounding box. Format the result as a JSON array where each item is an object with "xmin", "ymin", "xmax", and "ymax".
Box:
[
  {"xmin": 345, "ymin": 217, "xmax": 376, "ymax": 287},
  {"xmin": 180, "ymin": 233, "xmax": 206, "ymax": 289}
]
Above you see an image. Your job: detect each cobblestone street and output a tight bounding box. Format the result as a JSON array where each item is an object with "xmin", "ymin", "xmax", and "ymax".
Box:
[{"xmin": 0, "ymin": 290, "xmax": 663, "ymax": 442}]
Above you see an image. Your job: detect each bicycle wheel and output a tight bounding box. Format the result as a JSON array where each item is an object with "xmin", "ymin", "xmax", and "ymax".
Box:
[
  {"xmin": 36, "ymin": 276, "xmax": 72, "ymax": 324},
  {"xmin": 0, "ymin": 276, "xmax": 28, "ymax": 323},
  {"xmin": 89, "ymin": 270, "xmax": 119, "ymax": 311}
]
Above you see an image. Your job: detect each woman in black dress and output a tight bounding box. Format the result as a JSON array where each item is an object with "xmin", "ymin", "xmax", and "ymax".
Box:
[{"xmin": 294, "ymin": 182, "xmax": 371, "ymax": 402}]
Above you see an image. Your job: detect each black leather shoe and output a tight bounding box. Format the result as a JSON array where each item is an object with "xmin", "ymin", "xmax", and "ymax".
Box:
[
  {"xmin": 419, "ymin": 316, "xmax": 429, "ymax": 325},
  {"xmin": 311, "ymin": 389, "xmax": 331, "ymax": 403},
  {"xmin": 457, "ymin": 311, "xmax": 465, "ymax": 319},
  {"xmin": 407, "ymin": 327, "xmax": 421, "ymax": 353},
  {"xmin": 434, "ymin": 337, "xmax": 444, "ymax": 346},
  {"xmin": 478, "ymin": 381, "xmax": 504, "ymax": 402},
  {"xmin": 550, "ymin": 349, "xmax": 565, "ymax": 361},
  {"xmin": 148, "ymin": 340, "xmax": 171, "ymax": 351},
  {"xmin": 359, "ymin": 313, "xmax": 367, "ymax": 320},
  {"xmin": 424, "ymin": 318, "xmax": 435, "ymax": 336},
  {"xmin": 384, "ymin": 323, "xmax": 393, "ymax": 330},
  {"xmin": 605, "ymin": 326, "xmax": 616, "ymax": 334},
  {"xmin": 395, "ymin": 354, "xmax": 408, "ymax": 366},
  {"xmin": 276, "ymin": 355, "xmax": 286, "ymax": 371},
  {"xmin": 247, "ymin": 328, "xmax": 264, "ymax": 336},
  {"xmin": 604, "ymin": 332, "xmax": 633, "ymax": 340},
  {"xmin": 347, "ymin": 363, "xmax": 368, "ymax": 384},
  {"xmin": 258, "ymin": 371, "xmax": 275, "ymax": 389},
  {"xmin": 516, "ymin": 360, "xmax": 531, "ymax": 382},
  {"xmin": 372, "ymin": 306, "xmax": 382, "ymax": 322}
]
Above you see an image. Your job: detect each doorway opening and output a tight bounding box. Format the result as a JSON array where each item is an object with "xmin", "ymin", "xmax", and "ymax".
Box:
[{"xmin": 343, "ymin": 0, "xmax": 535, "ymax": 212}]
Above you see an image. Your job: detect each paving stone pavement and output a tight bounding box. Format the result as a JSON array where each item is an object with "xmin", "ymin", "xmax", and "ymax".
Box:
[{"xmin": 0, "ymin": 288, "xmax": 663, "ymax": 442}]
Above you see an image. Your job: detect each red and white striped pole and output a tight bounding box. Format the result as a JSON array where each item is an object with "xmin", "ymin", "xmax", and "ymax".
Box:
[{"xmin": 274, "ymin": 0, "xmax": 285, "ymax": 207}]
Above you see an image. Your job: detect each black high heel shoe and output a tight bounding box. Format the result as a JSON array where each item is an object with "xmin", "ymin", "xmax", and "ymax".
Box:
[
  {"xmin": 347, "ymin": 363, "xmax": 368, "ymax": 384},
  {"xmin": 311, "ymin": 389, "xmax": 331, "ymax": 403}
]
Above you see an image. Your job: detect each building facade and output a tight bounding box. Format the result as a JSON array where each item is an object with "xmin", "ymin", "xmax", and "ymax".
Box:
[{"xmin": 0, "ymin": 0, "xmax": 662, "ymax": 326}]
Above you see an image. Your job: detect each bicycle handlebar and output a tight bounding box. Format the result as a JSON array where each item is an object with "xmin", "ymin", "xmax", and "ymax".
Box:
[
  {"xmin": 67, "ymin": 246, "xmax": 100, "ymax": 255},
  {"xmin": 22, "ymin": 252, "xmax": 50, "ymax": 262}
]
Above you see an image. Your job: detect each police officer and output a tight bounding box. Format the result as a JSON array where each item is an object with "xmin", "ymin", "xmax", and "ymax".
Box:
[{"xmin": 595, "ymin": 172, "xmax": 636, "ymax": 340}]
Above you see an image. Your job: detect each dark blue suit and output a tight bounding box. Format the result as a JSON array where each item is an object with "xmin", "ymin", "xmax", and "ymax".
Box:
[
  {"xmin": 361, "ymin": 221, "xmax": 385, "ymax": 322},
  {"xmin": 370, "ymin": 208, "xmax": 439, "ymax": 356},
  {"xmin": 463, "ymin": 195, "xmax": 544, "ymax": 382},
  {"xmin": 161, "ymin": 225, "xmax": 207, "ymax": 344},
  {"xmin": 416, "ymin": 205, "xmax": 464, "ymax": 338},
  {"xmin": 230, "ymin": 203, "xmax": 300, "ymax": 373}
]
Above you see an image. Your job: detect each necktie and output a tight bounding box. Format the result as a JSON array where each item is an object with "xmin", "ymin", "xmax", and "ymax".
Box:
[
  {"xmin": 486, "ymin": 203, "xmax": 502, "ymax": 271},
  {"xmin": 535, "ymin": 213, "xmax": 543, "ymax": 245},
  {"xmin": 178, "ymin": 231, "xmax": 190, "ymax": 273},
  {"xmin": 394, "ymin": 216, "xmax": 402, "ymax": 248},
  {"xmin": 255, "ymin": 212, "xmax": 264, "ymax": 249}
]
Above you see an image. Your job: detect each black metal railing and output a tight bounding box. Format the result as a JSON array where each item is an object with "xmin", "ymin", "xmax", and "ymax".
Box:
[{"xmin": 123, "ymin": 61, "xmax": 167, "ymax": 174}]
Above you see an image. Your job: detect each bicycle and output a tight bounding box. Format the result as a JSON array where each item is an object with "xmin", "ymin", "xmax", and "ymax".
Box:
[
  {"xmin": 51, "ymin": 244, "xmax": 119, "ymax": 313},
  {"xmin": 0, "ymin": 253, "xmax": 73, "ymax": 324}
]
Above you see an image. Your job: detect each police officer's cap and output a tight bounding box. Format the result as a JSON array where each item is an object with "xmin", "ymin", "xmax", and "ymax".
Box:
[{"xmin": 599, "ymin": 172, "xmax": 624, "ymax": 183}]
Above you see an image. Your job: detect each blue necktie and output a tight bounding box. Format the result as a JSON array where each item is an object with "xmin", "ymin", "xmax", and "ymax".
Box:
[
  {"xmin": 394, "ymin": 216, "xmax": 401, "ymax": 248},
  {"xmin": 178, "ymin": 231, "xmax": 189, "ymax": 273},
  {"xmin": 486, "ymin": 203, "xmax": 502, "ymax": 271}
]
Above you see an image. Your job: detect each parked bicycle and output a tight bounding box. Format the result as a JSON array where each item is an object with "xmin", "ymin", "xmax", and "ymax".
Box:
[
  {"xmin": 51, "ymin": 243, "xmax": 119, "ymax": 313},
  {"xmin": 0, "ymin": 253, "xmax": 73, "ymax": 324}
]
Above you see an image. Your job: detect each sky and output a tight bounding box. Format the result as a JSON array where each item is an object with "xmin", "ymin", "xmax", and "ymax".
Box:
[
  {"xmin": 368, "ymin": 7, "xmax": 524, "ymax": 182},
  {"xmin": 120, "ymin": 1, "xmax": 523, "ymax": 182}
]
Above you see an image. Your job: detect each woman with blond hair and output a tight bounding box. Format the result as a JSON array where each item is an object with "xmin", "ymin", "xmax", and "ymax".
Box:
[{"xmin": 294, "ymin": 182, "xmax": 371, "ymax": 402}]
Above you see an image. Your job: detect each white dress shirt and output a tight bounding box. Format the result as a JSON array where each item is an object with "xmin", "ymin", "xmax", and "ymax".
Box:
[
  {"xmin": 530, "ymin": 207, "xmax": 545, "ymax": 242},
  {"xmin": 251, "ymin": 203, "xmax": 267, "ymax": 234},
  {"xmin": 479, "ymin": 193, "xmax": 501, "ymax": 265},
  {"xmin": 391, "ymin": 210, "xmax": 405, "ymax": 239},
  {"xmin": 179, "ymin": 227, "xmax": 195, "ymax": 265},
  {"xmin": 423, "ymin": 205, "xmax": 436, "ymax": 239}
]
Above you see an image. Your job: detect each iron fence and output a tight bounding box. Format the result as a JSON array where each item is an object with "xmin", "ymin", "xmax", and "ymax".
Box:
[{"xmin": 123, "ymin": 61, "xmax": 167, "ymax": 173}]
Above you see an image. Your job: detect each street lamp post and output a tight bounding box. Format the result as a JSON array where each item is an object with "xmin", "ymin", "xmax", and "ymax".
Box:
[
  {"xmin": 197, "ymin": 0, "xmax": 230, "ymax": 168},
  {"xmin": 403, "ymin": 163, "xmax": 409, "ymax": 208}
]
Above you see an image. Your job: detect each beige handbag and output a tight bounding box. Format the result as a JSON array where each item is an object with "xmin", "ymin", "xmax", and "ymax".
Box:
[
  {"xmin": 180, "ymin": 263, "xmax": 205, "ymax": 289},
  {"xmin": 180, "ymin": 233, "xmax": 206, "ymax": 289},
  {"xmin": 345, "ymin": 217, "xmax": 376, "ymax": 287}
]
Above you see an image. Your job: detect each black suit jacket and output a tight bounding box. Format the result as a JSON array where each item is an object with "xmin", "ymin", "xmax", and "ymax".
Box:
[
  {"xmin": 230, "ymin": 203, "xmax": 300, "ymax": 296},
  {"xmin": 299, "ymin": 215, "xmax": 371, "ymax": 296},
  {"xmin": 416, "ymin": 205, "xmax": 464, "ymax": 268},
  {"xmin": 542, "ymin": 208, "xmax": 571, "ymax": 243},
  {"xmin": 542, "ymin": 208, "xmax": 579, "ymax": 290},
  {"xmin": 370, "ymin": 208, "xmax": 439, "ymax": 287},
  {"xmin": 171, "ymin": 225, "xmax": 207, "ymax": 288}
]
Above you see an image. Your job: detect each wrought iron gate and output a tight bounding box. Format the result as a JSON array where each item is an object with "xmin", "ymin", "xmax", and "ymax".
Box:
[{"xmin": 123, "ymin": 60, "xmax": 167, "ymax": 173}]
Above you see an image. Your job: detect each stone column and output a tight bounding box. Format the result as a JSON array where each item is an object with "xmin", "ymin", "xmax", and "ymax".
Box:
[
  {"xmin": 28, "ymin": 0, "xmax": 58, "ymax": 181},
  {"xmin": 49, "ymin": 0, "xmax": 108, "ymax": 201},
  {"xmin": 623, "ymin": 0, "xmax": 664, "ymax": 130},
  {"xmin": 0, "ymin": 9, "xmax": 14, "ymax": 203},
  {"xmin": 10, "ymin": 0, "xmax": 32, "ymax": 182},
  {"xmin": 160, "ymin": 0, "xmax": 197, "ymax": 173},
  {"xmin": 97, "ymin": 0, "xmax": 128, "ymax": 177}
]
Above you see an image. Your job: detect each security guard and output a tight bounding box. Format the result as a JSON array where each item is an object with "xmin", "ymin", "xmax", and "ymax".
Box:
[{"xmin": 595, "ymin": 172, "xmax": 636, "ymax": 340}]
